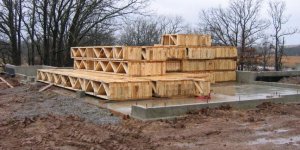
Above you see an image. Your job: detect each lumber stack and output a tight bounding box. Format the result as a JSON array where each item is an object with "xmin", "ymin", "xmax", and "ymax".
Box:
[
  {"xmin": 71, "ymin": 46, "xmax": 167, "ymax": 76},
  {"xmin": 37, "ymin": 34, "xmax": 237, "ymax": 101},
  {"xmin": 159, "ymin": 34, "xmax": 237, "ymax": 81}
]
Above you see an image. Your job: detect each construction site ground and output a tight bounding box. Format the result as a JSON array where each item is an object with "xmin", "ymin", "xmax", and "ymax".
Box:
[{"xmin": 0, "ymin": 75, "xmax": 300, "ymax": 149}]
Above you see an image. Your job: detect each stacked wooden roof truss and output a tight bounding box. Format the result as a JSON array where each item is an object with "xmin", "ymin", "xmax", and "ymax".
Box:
[{"xmin": 37, "ymin": 34, "xmax": 237, "ymax": 101}]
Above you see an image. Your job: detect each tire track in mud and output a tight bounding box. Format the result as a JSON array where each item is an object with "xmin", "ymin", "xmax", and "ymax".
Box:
[
  {"xmin": 66, "ymin": 126, "xmax": 139, "ymax": 150},
  {"xmin": 103, "ymin": 125, "xmax": 139, "ymax": 135}
]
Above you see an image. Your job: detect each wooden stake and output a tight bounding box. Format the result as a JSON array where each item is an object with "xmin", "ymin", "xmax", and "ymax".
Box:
[
  {"xmin": 0, "ymin": 77, "xmax": 13, "ymax": 88},
  {"xmin": 39, "ymin": 83, "xmax": 53, "ymax": 92}
]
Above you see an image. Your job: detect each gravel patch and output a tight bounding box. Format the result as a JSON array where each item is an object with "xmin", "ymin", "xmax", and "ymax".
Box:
[{"xmin": 1, "ymin": 84, "xmax": 120, "ymax": 125}]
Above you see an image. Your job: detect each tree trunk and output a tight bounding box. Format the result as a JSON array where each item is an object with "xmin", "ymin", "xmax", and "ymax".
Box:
[
  {"xmin": 240, "ymin": 30, "xmax": 246, "ymax": 71},
  {"xmin": 275, "ymin": 35, "xmax": 279, "ymax": 71},
  {"xmin": 42, "ymin": 0, "xmax": 50, "ymax": 65},
  {"xmin": 17, "ymin": 0, "xmax": 22, "ymax": 65}
]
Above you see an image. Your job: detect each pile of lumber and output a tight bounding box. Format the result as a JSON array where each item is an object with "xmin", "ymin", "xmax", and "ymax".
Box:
[
  {"xmin": 159, "ymin": 35, "xmax": 237, "ymax": 80},
  {"xmin": 37, "ymin": 34, "xmax": 237, "ymax": 101}
]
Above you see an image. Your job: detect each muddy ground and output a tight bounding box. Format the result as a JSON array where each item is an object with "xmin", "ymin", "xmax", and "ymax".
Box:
[{"xmin": 0, "ymin": 76, "xmax": 300, "ymax": 149}]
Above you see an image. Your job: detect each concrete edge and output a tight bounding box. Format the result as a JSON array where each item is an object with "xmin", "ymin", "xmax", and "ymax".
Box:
[
  {"xmin": 237, "ymin": 71, "xmax": 300, "ymax": 83},
  {"xmin": 252, "ymin": 81, "xmax": 300, "ymax": 89},
  {"xmin": 131, "ymin": 94, "xmax": 300, "ymax": 121}
]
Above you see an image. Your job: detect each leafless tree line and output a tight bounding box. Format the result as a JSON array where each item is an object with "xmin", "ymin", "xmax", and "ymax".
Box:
[
  {"xmin": 199, "ymin": 0, "xmax": 298, "ymax": 71},
  {"xmin": 0, "ymin": 0, "xmax": 149, "ymax": 66},
  {"xmin": 118, "ymin": 16, "xmax": 185, "ymax": 46},
  {"xmin": 0, "ymin": 0, "xmax": 298, "ymax": 71}
]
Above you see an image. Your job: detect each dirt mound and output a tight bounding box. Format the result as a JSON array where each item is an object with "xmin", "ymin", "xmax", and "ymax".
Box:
[
  {"xmin": 256, "ymin": 102, "xmax": 275, "ymax": 109},
  {"xmin": 0, "ymin": 115, "xmax": 153, "ymax": 150},
  {"xmin": 192, "ymin": 104, "xmax": 233, "ymax": 117},
  {"xmin": 218, "ymin": 104, "xmax": 232, "ymax": 110},
  {"xmin": 255, "ymin": 102, "xmax": 288, "ymax": 115}
]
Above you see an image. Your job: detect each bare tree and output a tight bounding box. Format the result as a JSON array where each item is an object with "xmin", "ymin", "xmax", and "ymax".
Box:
[
  {"xmin": 259, "ymin": 35, "xmax": 273, "ymax": 71},
  {"xmin": 63, "ymin": 0, "xmax": 149, "ymax": 66},
  {"xmin": 268, "ymin": 0, "xmax": 298, "ymax": 71},
  {"xmin": 0, "ymin": 0, "xmax": 23, "ymax": 65},
  {"xmin": 199, "ymin": 0, "xmax": 269, "ymax": 70},
  {"xmin": 0, "ymin": 37, "xmax": 11, "ymax": 64},
  {"xmin": 232, "ymin": 0, "xmax": 269, "ymax": 70},
  {"xmin": 119, "ymin": 15, "xmax": 185, "ymax": 46},
  {"xmin": 22, "ymin": 0, "xmax": 39, "ymax": 65},
  {"xmin": 119, "ymin": 17, "xmax": 160, "ymax": 46},
  {"xmin": 200, "ymin": 7, "xmax": 240, "ymax": 46},
  {"xmin": 80, "ymin": 23, "xmax": 116, "ymax": 46},
  {"xmin": 19, "ymin": 0, "xmax": 149, "ymax": 66},
  {"xmin": 157, "ymin": 16, "xmax": 185, "ymax": 34},
  {"xmin": 278, "ymin": 37, "xmax": 285, "ymax": 69}
]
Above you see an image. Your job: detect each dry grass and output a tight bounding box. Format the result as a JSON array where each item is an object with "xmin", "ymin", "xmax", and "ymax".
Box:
[
  {"xmin": 282, "ymin": 56, "xmax": 300, "ymax": 68},
  {"xmin": 259, "ymin": 56, "xmax": 300, "ymax": 68}
]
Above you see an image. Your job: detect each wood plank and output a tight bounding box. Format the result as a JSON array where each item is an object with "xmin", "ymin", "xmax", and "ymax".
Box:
[
  {"xmin": 71, "ymin": 45, "xmax": 237, "ymax": 61},
  {"xmin": 0, "ymin": 77, "xmax": 13, "ymax": 88},
  {"xmin": 166, "ymin": 60, "xmax": 182, "ymax": 72},
  {"xmin": 73, "ymin": 59, "xmax": 166, "ymax": 76},
  {"xmin": 39, "ymin": 83, "xmax": 53, "ymax": 92},
  {"xmin": 213, "ymin": 71, "xmax": 237, "ymax": 82},
  {"xmin": 160, "ymin": 34, "xmax": 212, "ymax": 46}
]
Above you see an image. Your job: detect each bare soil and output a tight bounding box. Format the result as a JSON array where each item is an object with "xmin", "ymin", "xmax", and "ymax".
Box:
[{"xmin": 1, "ymin": 77, "xmax": 300, "ymax": 149}]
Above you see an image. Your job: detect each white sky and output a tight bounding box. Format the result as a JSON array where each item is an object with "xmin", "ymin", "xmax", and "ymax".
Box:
[{"xmin": 150, "ymin": 0, "xmax": 300, "ymax": 45}]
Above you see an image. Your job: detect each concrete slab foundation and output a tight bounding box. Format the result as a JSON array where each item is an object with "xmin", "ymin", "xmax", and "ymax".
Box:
[
  {"xmin": 131, "ymin": 94, "xmax": 300, "ymax": 121},
  {"xmin": 105, "ymin": 82, "xmax": 299, "ymax": 116}
]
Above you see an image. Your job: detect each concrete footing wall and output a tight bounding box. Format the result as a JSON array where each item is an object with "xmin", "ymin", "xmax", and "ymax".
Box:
[
  {"xmin": 236, "ymin": 71, "xmax": 257, "ymax": 83},
  {"xmin": 237, "ymin": 71, "xmax": 300, "ymax": 83},
  {"xmin": 131, "ymin": 94, "xmax": 300, "ymax": 121},
  {"xmin": 254, "ymin": 81, "xmax": 300, "ymax": 89},
  {"xmin": 5, "ymin": 65, "xmax": 57, "ymax": 76}
]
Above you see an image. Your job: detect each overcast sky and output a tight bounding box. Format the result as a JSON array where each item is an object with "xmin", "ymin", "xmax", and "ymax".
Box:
[{"xmin": 150, "ymin": 0, "xmax": 300, "ymax": 45}]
